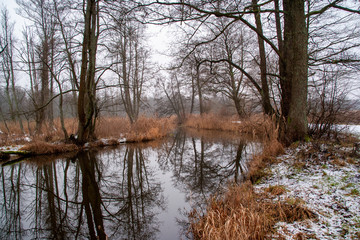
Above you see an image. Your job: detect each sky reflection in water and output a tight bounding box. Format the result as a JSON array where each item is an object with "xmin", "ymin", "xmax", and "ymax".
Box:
[{"xmin": 0, "ymin": 129, "xmax": 262, "ymax": 240}]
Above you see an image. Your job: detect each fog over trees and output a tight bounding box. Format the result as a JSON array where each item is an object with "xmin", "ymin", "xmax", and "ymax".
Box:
[{"xmin": 0, "ymin": 0, "xmax": 359, "ymax": 144}]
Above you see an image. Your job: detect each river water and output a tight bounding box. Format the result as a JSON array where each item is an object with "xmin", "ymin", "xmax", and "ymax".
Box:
[{"xmin": 0, "ymin": 129, "xmax": 261, "ymax": 239}]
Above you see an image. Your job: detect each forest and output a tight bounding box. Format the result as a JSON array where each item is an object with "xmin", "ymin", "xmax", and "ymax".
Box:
[
  {"xmin": 0, "ymin": 0, "xmax": 358, "ymax": 145},
  {"xmin": 0, "ymin": 1, "xmax": 359, "ymax": 239}
]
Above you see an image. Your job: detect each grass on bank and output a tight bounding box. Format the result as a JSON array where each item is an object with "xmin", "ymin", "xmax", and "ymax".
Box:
[
  {"xmin": 188, "ymin": 114, "xmax": 360, "ymax": 239},
  {"xmin": 0, "ymin": 116, "xmax": 177, "ymax": 156},
  {"xmin": 187, "ymin": 114, "xmax": 315, "ymax": 239},
  {"xmin": 184, "ymin": 113, "xmax": 275, "ymax": 137},
  {"xmin": 190, "ymin": 182, "xmax": 315, "ymax": 240},
  {"xmin": 0, "ymin": 116, "xmax": 176, "ymax": 142},
  {"xmin": 95, "ymin": 115, "xmax": 177, "ymax": 142}
]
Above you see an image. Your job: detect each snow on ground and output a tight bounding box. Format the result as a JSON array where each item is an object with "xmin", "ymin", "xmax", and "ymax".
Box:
[
  {"xmin": 337, "ymin": 124, "xmax": 360, "ymax": 136},
  {"xmin": 255, "ymin": 142, "xmax": 360, "ymax": 239},
  {"xmin": 0, "ymin": 145, "xmax": 25, "ymax": 152}
]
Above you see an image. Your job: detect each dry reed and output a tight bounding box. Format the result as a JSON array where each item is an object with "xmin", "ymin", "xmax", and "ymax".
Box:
[
  {"xmin": 122, "ymin": 115, "xmax": 177, "ymax": 142},
  {"xmin": 0, "ymin": 115, "xmax": 177, "ymax": 146},
  {"xmin": 247, "ymin": 117, "xmax": 284, "ymax": 183},
  {"xmin": 190, "ymin": 182, "xmax": 315, "ymax": 240},
  {"xmin": 20, "ymin": 141, "xmax": 79, "ymax": 155},
  {"xmin": 189, "ymin": 115, "xmax": 294, "ymax": 239},
  {"xmin": 184, "ymin": 113, "xmax": 277, "ymax": 138}
]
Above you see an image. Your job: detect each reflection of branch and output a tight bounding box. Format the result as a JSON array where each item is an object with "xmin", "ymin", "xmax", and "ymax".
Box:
[
  {"xmin": 0, "ymin": 44, "xmax": 8, "ymax": 54},
  {"xmin": 20, "ymin": 183, "xmax": 83, "ymax": 204},
  {"xmin": 309, "ymin": 58, "xmax": 360, "ymax": 65},
  {"xmin": 333, "ymin": 5, "xmax": 360, "ymax": 15}
]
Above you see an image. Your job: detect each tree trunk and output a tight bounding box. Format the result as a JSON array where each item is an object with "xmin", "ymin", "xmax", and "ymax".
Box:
[
  {"xmin": 196, "ymin": 65, "xmax": 204, "ymax": 115},
  {"xmin": 77, "ymin": 0, "xmax": 99, "ymax": 144},
  {"xmin": 281, "ymin": 0, "xmax": 308, "ymax": 143},
  {"xmin": 35, "ymin": 37, "xmax": 50, "ymax": 134},
  {"xmin": 252, "ymin": 0, "xmax": 274, "ymax": 116}
]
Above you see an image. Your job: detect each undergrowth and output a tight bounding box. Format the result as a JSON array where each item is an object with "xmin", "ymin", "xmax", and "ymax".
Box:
[
  {"xmin": 189, "ymin": 182, "xmax": 316, "ymax": 240},
  {"xmin": 0, "ymin": 115, "xmax": 177, "ymax": 147},
  {"xmin": 188, "ymin": 114, "xmax": 294, "ymax": 239},
  {"xmin": 184, "ymin": 113, "xmax": 276, "ymax": 138},
  {"xmin": 20, "ymin": 141, "xmax": 79, "ymax": 155}
]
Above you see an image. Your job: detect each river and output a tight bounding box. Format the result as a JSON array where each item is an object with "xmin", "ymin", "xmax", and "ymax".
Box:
[{"xmin": 0, "ymin": 129, "xmax": 262, "ymax": 239}]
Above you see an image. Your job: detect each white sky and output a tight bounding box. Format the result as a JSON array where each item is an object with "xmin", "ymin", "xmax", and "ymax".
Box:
[
  {"xmin": 0, "ymin": 0, "xmax": 173, "ymax": 93},
  {"xmin": 0, "ymin": 0, "xmax": 358, "ymax": 99}
]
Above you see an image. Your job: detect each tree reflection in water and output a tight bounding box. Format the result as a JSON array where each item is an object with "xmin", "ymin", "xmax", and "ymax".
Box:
[
  {"xmin": 0, "ymin": 130, "xmax": 261, "ymax": 239},
  {"xmin": 0, "ymin": 147, "xmax": 164, "ymax": 240},
  {"xmin": 158, "ymin": 129, "xmax": 261, "ymax": 210}
]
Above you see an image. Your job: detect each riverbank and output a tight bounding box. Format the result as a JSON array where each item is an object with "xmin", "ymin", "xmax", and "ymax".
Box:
[
  {"xmin": 0, "ymin": 116, "xmax": 176, "ymax": 161},
  {"xmin": 256, "ymin": 140, "xmax": 360, "ymax": 239},
  {"xmin": 190, "ymin": 135, "xmax": 360, "ymax": 239}
]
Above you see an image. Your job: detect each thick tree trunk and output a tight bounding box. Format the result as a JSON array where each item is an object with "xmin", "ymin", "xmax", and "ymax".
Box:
[
  {"xmin": 233, "ymin": 96, "xmax": 244, "ymax": 118},
  {"xmin": 35, "ymin": 37, "xmax": 50, "ymax": 134},
  {"xmin": 77, "ymin": 0, "xmax": 99, "ymax": 144},
  {"xmin": 281, "ymin": 0, "xmax": 308, "ymax": 143}
]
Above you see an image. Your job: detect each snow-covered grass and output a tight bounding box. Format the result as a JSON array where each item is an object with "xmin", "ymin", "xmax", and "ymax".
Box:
[{"xmin": 255, "ymin": 142, "xmax": 360, "ymax": 239}]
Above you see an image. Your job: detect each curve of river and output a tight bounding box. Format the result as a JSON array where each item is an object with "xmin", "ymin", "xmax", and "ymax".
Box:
[{"xmin": 0, "ymin": 129, "xmax": 262, "ymax": 239}]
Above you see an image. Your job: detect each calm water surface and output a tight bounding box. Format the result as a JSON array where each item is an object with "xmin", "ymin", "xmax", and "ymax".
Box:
[{"xmin": 0, "ymin": 129, "xmax": 261, "ymax": 239}]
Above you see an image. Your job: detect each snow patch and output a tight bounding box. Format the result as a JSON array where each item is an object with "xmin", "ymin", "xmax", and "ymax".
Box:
[
  {"xmin": 337, "ymin": 124, "xmax": 360, "ymax": 136},
  {"xmin": 255, "ymin": 143, "xmax": 360, "ymax": 239},
  {"xmin": 24, "ymin": 137, "xmax": 31, "ymax": 142},
  {"xmin": 0, "ymin": 145, "xmax": 25, "ymax": 152},
  {"xmin": 231, "ymin": 121, "xmax": 242, "ymax": 124}
]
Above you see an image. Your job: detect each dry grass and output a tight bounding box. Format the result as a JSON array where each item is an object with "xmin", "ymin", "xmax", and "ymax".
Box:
[
  {"xmin": 190, "ymin": 182, "xmax": 316, "ymax": 240},
  {"xmin": 0, "ymin": 118, "xmax": 78, "ymax": 146},
  {"xmin": 120, "ymin": 115, "xmax": 177, "ymax": 142},
  {"xmin": 0, "ymin": 116, "xmax": 177, "ymax": 146},
  {"xmin": 247, "ymin": 117, "xmax": 284, "ymax": 184},
  {"xmin": 189, "ymin": 115, "xmax": 290, "ymax": 239},
  {"xmin": 184, "ymin": 113, "xmax": 277, "ymax": 139},
  {"xmin": 87, "ymin": 115, "xmax": 177, "ymax": 142},
  {"xmin": 95, "ymin": 117, "xmax": 130, "ymax": 138},
  {"xmin": 20, "ymin": 141, "xmax": 79, "ymax": 155},
  {"xmin": 265, "ymin": 185, "xmax": 287, "ymax": 196}
]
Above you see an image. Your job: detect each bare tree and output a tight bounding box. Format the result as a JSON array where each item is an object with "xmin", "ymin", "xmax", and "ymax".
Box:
[
  {"xmin": 210, "ymin": 21, "xmax": 249, "ymax": 117},
  {"xmin": 157, "ymin": 72, "xmax": 187, "ymax": 122},
  {"xmin": 76, "ymin": 0, "xmax": 100, "ymax": 143},
  {"xmin": 108, "ymin": 17, "xmax": 149, "ymax": 123},
  {"xmin": 17, "ymin": 0, "xmax": 58, "ymax": 134},
  {"xmin": 138, "ymin": 0, "xmax": 359, "ymax": 143},
  {"xmin": 0, "ymin": 7, "xmax": 24, "ymax": 133}
]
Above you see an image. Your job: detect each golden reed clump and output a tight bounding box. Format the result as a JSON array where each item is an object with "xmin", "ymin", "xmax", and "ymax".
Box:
[
  {"xmin": 190, "ymin": 182, "xmax": 315, "ymax": 240},
  {"xmin": 95, "ymin": 115, "xmax": 177, "ymax": 142},
  {"xmin": 20, "ymin": 141, "xmax": 78, "ymax": 155}
]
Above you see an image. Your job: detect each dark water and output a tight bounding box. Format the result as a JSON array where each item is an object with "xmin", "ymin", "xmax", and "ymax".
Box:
[{"xmin": 0, "ymin": 129, "xmax": 261, "ymax": 240}]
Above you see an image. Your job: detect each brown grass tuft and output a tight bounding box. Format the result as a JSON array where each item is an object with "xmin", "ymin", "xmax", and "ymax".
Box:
[
  {"xmin": 95, "ymin": 117, "xmax": 131, "ymax": 138},
  {"xmin": 190, "ymin": 182, "xmax": 316, "ymax": 240},
  {"xmin": 95, "ymin": 115, "xmax": 177, "ymax": 142},
  {"xmin": 265, "ymin": 185, "xmax": 287, "ymax": 196}
]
